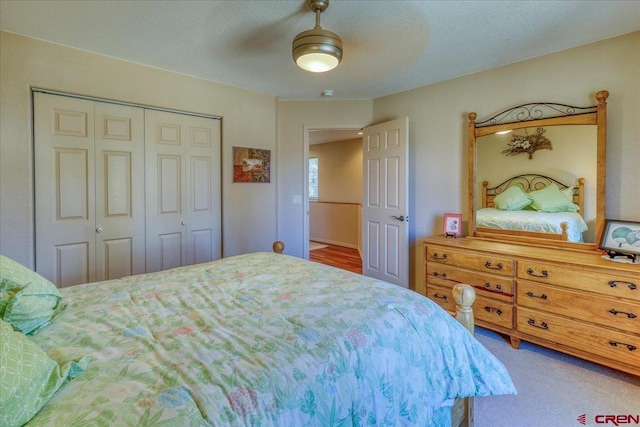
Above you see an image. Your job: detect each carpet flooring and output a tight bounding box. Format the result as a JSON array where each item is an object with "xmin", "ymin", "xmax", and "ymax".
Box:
[{"xmin": 473, "ymin": 327, "xmax": 639, "ymax": 427}]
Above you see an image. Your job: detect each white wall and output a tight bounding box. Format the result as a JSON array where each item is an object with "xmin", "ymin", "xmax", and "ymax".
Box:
[
  {"xmin": 372, "ymin": 31, "xmax": 640, "ymax": 290},
  {"xmin": 0, "ymin": 31, "xmax": 277, "ymax": 267}
]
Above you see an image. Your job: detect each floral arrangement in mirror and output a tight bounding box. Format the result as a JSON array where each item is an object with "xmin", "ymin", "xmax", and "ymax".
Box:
[{"xmin": 501, "ymin": 127, "xmax": 552, "ymax": 159}]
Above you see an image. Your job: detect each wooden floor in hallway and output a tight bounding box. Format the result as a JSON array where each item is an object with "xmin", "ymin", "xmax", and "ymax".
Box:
[{"xmin": 309, "ymin": 243, "xmax": 362, "ymax": 274}]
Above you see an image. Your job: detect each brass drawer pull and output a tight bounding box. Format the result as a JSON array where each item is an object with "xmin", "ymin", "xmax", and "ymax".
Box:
[
  {"xmin": 608, "ymin": 308, "xmax": 637, "ymax": 319},
  {"xmin": 432, "ymin": 272, "xmax": 448, "ymax": 279},
  {"xmin": 608, "ymin": 340, "xmax": 637, "ymax": 351},
  {"xmin": 527, "ymin": 318, "xmax": 549, "ymax": 329},
  {"xmin": 526, "ymin": 291, "xmax": 548, "ymax": 300},
  {"xmin": 432, "ymin": 253, "xmax": 448, "ymax": 261},
  {"xmin": 484, "ymin": 306, "xmax": 503, "ymax": 316},
  {"xmin": 527, "ymin": 268, "xmax": 548, "ymax": 278},
  {"xmin": 484, "ymin": 261, "xmax": 503, "ymax": 270},
  {"xmin": 608, "ymin": 280, "xmax": 637, "ymax": 291},
  {"xmin": 484, "ymin": 283, "xmax": 503, "ymax": 292},
  {"xmin": 433, "ymin": 293, "xmax": 448, "ymax": 301}
]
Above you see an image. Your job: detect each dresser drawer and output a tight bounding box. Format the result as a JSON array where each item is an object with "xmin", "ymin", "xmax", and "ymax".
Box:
[
  {"xmin": 475, "ymin": 296, "xmax": 513, "ymax": 329},
  {"xmin": 517, "ymin": 280, "xmax": 639, "ymax": 333},
  {"xmin": 426, "ymin": 245, "xmax": 514, "ymax": 276},
  {"xmin": 426, "ymin": 262, "xmax": 513, "ymax": 302},
  {"xmin": 517, "ymin": 261, "xmax": 640, "ymax": 302},
  {"xmin": 517, "ymin": 307, "xmax": 640, "ymax": 368},
  {"xmin": 427, "ymin": 284, "xmax": 457, "ymax": 313}
]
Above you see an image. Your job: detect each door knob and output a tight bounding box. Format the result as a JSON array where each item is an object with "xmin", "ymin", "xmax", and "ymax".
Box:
[
  {"xmin": 181, "ymin": 220, "xmax": 187, "ymax": 226},
  {"xmin": 96, "ymin": 227, "xmax": 103, "ymax": 233},
  {"xmin": 392, "ymin": 215, "xmax": 406, "ymax": 222}
]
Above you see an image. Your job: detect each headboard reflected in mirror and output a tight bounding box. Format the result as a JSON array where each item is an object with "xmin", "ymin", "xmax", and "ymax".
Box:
[{"xmin": 468, "ymin": 90, "xmax": 608, "ymax": 250}]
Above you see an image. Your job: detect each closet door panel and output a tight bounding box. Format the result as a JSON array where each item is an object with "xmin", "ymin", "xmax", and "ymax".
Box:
[
  {"xmin": 35, "ymin": 93, "xmax": 96, "ymax": 286},
  {"xmin": 94, "ymin": 102, "xmax": 145, "ymax": 281},
  {"xmin": 145, "ymin": 110, "xmax": 187, "ymax": 273},
  {"xmin": 186, "ymin": 117, "xmax": 221, "ymax": 264}
]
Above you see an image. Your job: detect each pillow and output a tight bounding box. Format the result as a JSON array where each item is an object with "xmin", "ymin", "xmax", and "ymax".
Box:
[
  {"xmin": 493, "ymin": 185, "xmax": 532, "ymax": 210},
  {"xmin": 528, "ymin": 184, "xmax": 580, "ymax": 213},
  {"xmin": 0, "ymin": 255, "xmax": 62, "ymax": 335},
  {"xmin": 0, "ymin": 319, "xmax": 90, "ymax": 427},
  {"xmin": 560, "ymin": 186, "xmax": 574, "ymax": 202}
]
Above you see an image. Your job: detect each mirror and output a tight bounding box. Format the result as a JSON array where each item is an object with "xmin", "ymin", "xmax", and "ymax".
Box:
[{"xmin": 467, "ymin": 90, "xmax": 608, "ymax": 250}]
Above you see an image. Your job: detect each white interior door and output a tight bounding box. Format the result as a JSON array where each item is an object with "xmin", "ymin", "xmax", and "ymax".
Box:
[
  {"xmin": 362, "ymin": 117, "xmax": 409, "ymax": 287},
  {"xmin": 185, "ymin": 116, "xmax": 222, "ymax": 265},
  {"xmin": 145, "ymin": 110, "xmax": 188, "ymax": 272},
  {"xmin": 94, "ymin": 102, "xmax": 146, "ymax": 281},
  {"xmin": 35, "ymin": 93, "xmax": 95, "ymax": 286},
  {"xmin": 145, "ymin": 110, "xmax": 221, "ymax": 272},
  {"xmin": 35, "ymin": 93, "xmax": 146, "ymax": 287}
]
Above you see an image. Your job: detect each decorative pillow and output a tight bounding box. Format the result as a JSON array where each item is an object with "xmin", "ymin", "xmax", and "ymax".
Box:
[
  {"xmin": 0, "ymin": 319, "xmax": 90, "ymax": 427},
  {"xmin": 560, "ymin": 186, "xmax": 574, "ymax": 202},
  {"xmin": 529, "ymin": 184, "xmax": 580, "ymax": 213},
  {"xmin": 0, "ymin": 255, "xmax": 62, "ymax": 335},
  {"xmin": 493, "ymin": 185, "xmax": 532, "ymax": 211}
]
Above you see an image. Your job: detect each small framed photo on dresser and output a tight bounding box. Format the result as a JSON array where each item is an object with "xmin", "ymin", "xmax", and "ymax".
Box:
[{"xmin": 444, "ymin": 213, "xmax": 462, "ymax": 237}]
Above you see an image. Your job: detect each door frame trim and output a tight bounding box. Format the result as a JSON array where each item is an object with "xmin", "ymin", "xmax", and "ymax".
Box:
[{"xmin": 32, "ymin": 88, "xmax": 221, "ymax": 120}]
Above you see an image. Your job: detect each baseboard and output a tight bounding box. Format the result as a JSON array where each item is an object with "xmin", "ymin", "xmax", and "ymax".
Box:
[{"xmin": 309, "ymin": 238, "xmax": 358, "ymax": 250}]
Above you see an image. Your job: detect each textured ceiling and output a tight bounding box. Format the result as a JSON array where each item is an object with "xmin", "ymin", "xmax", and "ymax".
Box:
[{"xmin": 1, "ymin": 0, "xmax": 639, "ymax": 100}]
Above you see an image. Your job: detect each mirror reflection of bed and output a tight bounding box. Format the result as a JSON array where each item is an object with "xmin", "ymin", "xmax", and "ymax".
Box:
[
  {"xmin": 476, "ymin": 174, "xmax": 588, "ymax": 243},
  {"xmin": 475, "ymin": 125, "xmax": 597, "ymax": 243},
  {"xmin": 469, "ymin": 91, "xmax": 608, "ymax": 250}
]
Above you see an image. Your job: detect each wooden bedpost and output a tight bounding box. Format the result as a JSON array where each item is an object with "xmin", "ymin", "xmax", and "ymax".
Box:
[
  {"xmin": 452, "ymin": 283, "xmax": 476, "ymax": 427},
  {"xmin": 453, "ymin": 284, "xmax": 475, "ymax": 334},
  {"xmin": 272, "ymin": 241, "xmax": 284, "ymax": 254}
]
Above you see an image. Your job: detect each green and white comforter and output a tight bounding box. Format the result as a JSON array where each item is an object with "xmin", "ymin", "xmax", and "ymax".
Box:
[{"xmin": 27, "ymin": 252, "xmax": 515, "ymax": 426}]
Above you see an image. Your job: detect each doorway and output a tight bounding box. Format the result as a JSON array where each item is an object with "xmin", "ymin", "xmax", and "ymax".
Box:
[{"xmin": 305, "ymin": 127, "xmax": 363, "ymax": 272}]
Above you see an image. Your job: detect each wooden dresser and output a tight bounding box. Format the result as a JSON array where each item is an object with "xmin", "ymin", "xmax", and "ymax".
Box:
[{"xmin": 422, "ymin": 236, "xmax": 640, "ymax": 377}]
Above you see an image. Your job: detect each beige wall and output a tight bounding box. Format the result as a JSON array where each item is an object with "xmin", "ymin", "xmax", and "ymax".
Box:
[
  {"xmin": 0, "ymin": 31, "xmax": 277, "ymax": 267},
  {"xmin": 372, "ymin": 31, "xmax": 640, "ymax": 290},
  {"xmin": 309, "ymin": 138, "xmax": 362, "ymax": 203},
  {"xmin": 3, "ymin": 29, "xmax": 637, "ymax": 292},
  {"xmin": 308, "ymin": 138, "xmax": 362, "ymax": 248}
]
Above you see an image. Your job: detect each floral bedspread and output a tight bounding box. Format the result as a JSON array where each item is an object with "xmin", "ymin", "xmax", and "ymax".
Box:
[{"xmin": 28, "ymin": 253, "xmax": 515, "ymax": 426}]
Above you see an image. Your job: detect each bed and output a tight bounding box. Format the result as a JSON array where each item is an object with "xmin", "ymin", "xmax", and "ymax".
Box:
[
  {"xmin": 1, "ymin": 246, "xmax": 515, "ymax": 427},
  {"xmin": 476, "ymin": 174, "xmax": 588, "ymax": 242}
]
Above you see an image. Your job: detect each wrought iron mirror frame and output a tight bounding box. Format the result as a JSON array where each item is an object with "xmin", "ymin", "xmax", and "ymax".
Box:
[{"xmin": 467, "ymin": 90, "xmax": 609, "ymax": 250}]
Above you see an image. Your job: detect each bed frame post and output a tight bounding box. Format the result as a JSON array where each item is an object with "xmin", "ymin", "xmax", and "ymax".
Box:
[
  {"xmin": 272, "ymin": 241, "xmax": 284, "ymax": 254},
  {"xmin": 453, "ymin": 284, "xmax": 476, "ymax": 427}
]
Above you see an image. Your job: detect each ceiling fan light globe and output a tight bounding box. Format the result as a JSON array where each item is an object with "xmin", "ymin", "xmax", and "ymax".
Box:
[
  {"xmin": 292, "ymin": 27, "xmax": 343, "ymax": 73},
  {"xmin": 296, "ymin": 53, "xmax": 340, "ymax": 72}
]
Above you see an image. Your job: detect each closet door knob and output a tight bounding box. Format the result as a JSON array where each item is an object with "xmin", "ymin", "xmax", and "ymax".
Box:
[
  {"xmin": 181, "ymin": 220, "xmax": 187, "ymax": 226},
  {"xmin": 96, "ymin": 227, "xmax": 103, "ymax": 233}
]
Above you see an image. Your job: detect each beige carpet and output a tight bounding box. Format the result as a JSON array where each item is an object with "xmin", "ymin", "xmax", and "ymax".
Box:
[
  {"xmin": 309, "ymin": 241, "xmax": 328, "ymax": 251},
  {"xmin": 473, "ymin": 327, "xmax": 639, "ymax": 427}
]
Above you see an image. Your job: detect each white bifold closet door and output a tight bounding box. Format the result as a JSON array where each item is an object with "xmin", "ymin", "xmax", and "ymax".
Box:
[
  {"xmin": 35, "ymin": 93, "xmax": 222, "ymax": 287},
  {"xmin": 35, "ymin": 92, "xmax": 145, "ymax": 287},
  {"xmin": 144, "ymin": 110, "xmax": 221, "ymax": 273}
]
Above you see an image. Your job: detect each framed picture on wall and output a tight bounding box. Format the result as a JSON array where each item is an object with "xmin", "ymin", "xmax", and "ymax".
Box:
[
  {"xmin": 444, "ymin": 213, "xmax": 463, "ymax": 237},
  {"xmin": 233, "ymin": 146, "xmax": 271, "ymax": 183}
]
